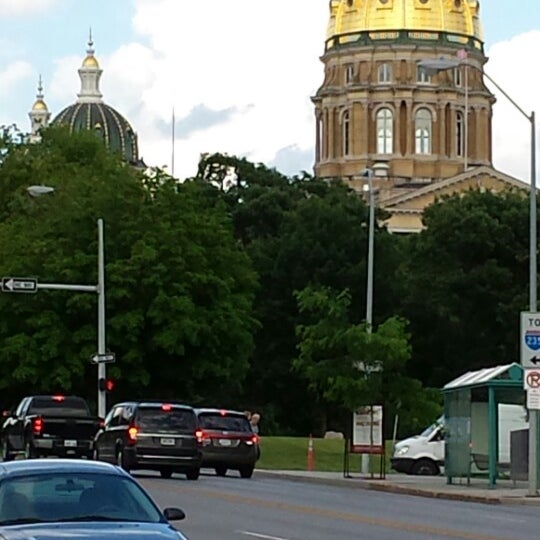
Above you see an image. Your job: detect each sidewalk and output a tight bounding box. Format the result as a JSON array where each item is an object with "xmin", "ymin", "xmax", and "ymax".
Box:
[{"xmin": 255, "ymin": 469, "xmax": 540, "ymax": 505}]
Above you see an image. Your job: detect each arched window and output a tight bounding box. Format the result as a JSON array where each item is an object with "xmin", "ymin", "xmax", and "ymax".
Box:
[
  {"xmin": 378, "ymin": 63, "xmax": 392, "ymax": 83},
  {"xmin": 376, "ymin": 108, "xmax": 393, "ymax": 154},
  {"xmin": 456, "ymin": 111, "xmax": 464, "ymax": 157},
  {"xmin": 342, "ymin": 111, "xmax": 350, "ymax": 156},
  {"xmin": 415, "ymin": 108, "xmax": 432, "ymax": 154}
]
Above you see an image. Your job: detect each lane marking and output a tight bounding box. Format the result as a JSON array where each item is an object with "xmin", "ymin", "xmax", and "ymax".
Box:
[{"xmin": 237, "ymin": 531, "xmax": 290, "ymax": 540}]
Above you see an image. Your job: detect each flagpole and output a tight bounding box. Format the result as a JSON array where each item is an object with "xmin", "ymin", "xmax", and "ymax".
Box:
[{"xmin": 171, "ymin": 107, "xmax": 175, "ymax": 178}]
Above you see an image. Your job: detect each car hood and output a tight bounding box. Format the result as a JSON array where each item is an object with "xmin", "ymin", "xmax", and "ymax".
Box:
[{"xmin": 0, "ymin": 522, "xmax": 186, "ymax": 539}]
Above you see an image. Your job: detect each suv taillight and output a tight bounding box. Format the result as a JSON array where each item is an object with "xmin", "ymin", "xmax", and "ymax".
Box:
[
  {"xmin": 127, "ymin": 425, "xmax": 139, "ymax": 443},
  {"xmin": 32, "ymin": 417, "xmax": 43, "ymax": 435},
  {"xmin": 195, "ymin": 429, "xmax": 211, "ymax": 446}
]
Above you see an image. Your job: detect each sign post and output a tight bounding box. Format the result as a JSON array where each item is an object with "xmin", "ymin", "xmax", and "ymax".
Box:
[{"xmin": 521, "ymin": 311, "xmax": 540, "ymax": 495}]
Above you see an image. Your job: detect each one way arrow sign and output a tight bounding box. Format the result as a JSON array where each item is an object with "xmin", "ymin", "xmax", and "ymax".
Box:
[
  {"xmin": 530, "ymin": 357, "xmax": 540, "ymax": 366},
  {"xmin": 1, "ymin": 277, "xmax": 38, "ymax": 293}
]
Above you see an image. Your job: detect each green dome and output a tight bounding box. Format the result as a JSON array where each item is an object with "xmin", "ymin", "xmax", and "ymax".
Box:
[{"xmin": 53, "ymin": 102, "xmax": 139, "ymax": 165}]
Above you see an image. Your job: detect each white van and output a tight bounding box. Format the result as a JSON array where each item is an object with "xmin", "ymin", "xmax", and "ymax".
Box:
[{"xmin": 391, "ymin": 404, "xmax": 528, "ymax": 475}]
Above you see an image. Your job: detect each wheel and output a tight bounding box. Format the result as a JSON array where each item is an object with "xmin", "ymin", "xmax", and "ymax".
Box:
[
  {"xmin": 185, "ymin": 468, "xmax": 200, "ymax": 480},
  {"xmin": 1, "ymin": 439, "xmax": 13, "ymax": 462},
  {"xmin": 239, "ymin": 464, "xmax": 254, "ymax": 479},
  {"xmin": 215, "ymin": 466, "xmax": 227, "ymax": 477},
  {"xmin": 411, "ymin": 458, "xmax": 439, "ymax": 476},
  {"xmin": 24, "ymin": 441, "xmax": 38, "ymax": 459},
  {"xmin": 116, "ymin": 447, "xmax": 131, "ymax": 472},
  {"xmin": 160, "ymin": 468, "xmax": 173, "ymax": 479}
]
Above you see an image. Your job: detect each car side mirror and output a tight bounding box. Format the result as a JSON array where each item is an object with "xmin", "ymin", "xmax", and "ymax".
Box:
[{"xmin": 163, "ymin": 507, "xmax": 185, "ymax": 521}]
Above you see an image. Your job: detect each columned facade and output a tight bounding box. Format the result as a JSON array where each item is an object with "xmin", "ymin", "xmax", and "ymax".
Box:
[{"xmin": 312, "ymin": 0, "xmax": 496, "ymax": 204}]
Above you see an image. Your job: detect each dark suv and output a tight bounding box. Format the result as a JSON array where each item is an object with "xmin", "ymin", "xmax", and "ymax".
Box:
[
  {"xmin": 195, "ymin": 408, "xmax": 259, "ymax": 478},
  {"xmin": 94, "ymin": 401, "xmax": 201, "ymax": 480}
]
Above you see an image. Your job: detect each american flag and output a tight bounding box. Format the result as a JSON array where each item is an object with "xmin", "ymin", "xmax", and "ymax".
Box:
[{"xmin": 457, "ymin": 49, "xmax": 468, "ymax": 60}]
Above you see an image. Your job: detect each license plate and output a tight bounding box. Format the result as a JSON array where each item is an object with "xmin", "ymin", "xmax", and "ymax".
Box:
[
  {"xmin": 219, "ymin": 439, "xmax": 232, "ymax": 447},
  {"xmin": 64, "ymin": 440, "xmax": 77, "ymax": 447},
  {"xmin": 160, "ymin": 438, "xmax": 175, "ymax": 446}
]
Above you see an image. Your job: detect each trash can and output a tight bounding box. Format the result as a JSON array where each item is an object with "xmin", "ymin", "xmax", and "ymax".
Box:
[{"xmin": 510, "ymin": 429, "xmax": 528, "ymax": 482}]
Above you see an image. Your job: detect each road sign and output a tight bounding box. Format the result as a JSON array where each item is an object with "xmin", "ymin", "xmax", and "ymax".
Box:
[
  {"xmin": 524, "ymin": 368, "xmax": 540, "ymax": 390},
  {"xmin": 527, "ymin": 388, "xmax": 540, "ymax": 410},
  {"xmin": 520, "ymin": 312, "xmax": 540, "ymax": 367},
  {"xmin": 90, "ymin": 352, "xmax": 116, "ymax": 364},
  {"xmin": 1, "ymin": 277, "xmax": 38, "ymax": 293}
]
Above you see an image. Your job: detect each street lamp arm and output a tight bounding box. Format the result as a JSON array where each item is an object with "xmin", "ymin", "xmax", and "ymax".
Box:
[{"xmin": 481, "ymin": 70, "xmax": 533, "ymax": 123}]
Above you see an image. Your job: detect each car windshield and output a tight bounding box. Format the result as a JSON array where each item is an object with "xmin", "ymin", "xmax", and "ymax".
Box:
[
  {"xmin": 0, "ymin": 472, "xmax": 163, "ymax": 525},
  {"xmin": 28, "ymin": 397, "xmax": 90, "ymax": 417},
  {"xmin": 198, "ymin": 413, "xmax": 251, "ymax": 432},
  {"xmin": 136, "ymin": 408, "xmax": 195, "ymax": 432},
  {"xmin": 420, "ymin": 416, "xmax": 444, "ymax": 438}
]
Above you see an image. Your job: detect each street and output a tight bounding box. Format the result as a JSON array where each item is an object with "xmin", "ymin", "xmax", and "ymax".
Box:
[{"xmin": 139, "ymin": 471, "xmax": 540, "ymax": 540}]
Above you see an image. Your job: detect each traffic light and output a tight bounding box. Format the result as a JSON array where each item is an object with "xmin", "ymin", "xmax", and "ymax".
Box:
[{"xmin": 98, "ymin": 378, "xmax": 115, "ymax": 393}]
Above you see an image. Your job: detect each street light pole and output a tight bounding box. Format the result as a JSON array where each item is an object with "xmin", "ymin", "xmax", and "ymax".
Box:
[
  {"xmin": 361, "ymin": 168, "xmax": 375, "ymax": 475},
  {"xmin": 26, "ymin": 185, "xmax": 108, "ymax": 419},
  {"xmin": 418, "ymin": 57, "xmax": 538, "ymax": 495},
  {"xmin": 97, "ymin": 218, "xmax": 107, "ymax": 419}
]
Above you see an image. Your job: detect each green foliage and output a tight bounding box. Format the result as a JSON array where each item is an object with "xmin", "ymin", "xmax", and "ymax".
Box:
[
  {"xmin": 0, "ymin": 127, "xmax": 257, "ymax": 408},
  {"xmin": 400, "ymin": 189, "xmax": 529, "ymax": 387}
]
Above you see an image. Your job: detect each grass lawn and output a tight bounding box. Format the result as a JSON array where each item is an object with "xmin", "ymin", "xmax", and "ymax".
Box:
[{"xmin": 257, "ymin": 436, "xmax": 393, "ymax": 474}]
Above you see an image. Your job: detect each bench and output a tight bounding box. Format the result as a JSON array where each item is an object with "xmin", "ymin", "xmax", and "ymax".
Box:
[{"xmin": 471, "ymin": 453, "xmax": 510, "ymax": 474}]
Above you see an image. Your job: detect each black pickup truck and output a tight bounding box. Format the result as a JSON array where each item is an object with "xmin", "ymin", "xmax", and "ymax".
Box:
[{"xmin": 1, "ymin": 395, "xmax": 102, "ymax": 460}]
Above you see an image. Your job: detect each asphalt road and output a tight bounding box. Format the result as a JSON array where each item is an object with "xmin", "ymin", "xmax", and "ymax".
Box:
[{"xmin": 137, "ymin": 470, "xmax": 540, "ymax": 540}]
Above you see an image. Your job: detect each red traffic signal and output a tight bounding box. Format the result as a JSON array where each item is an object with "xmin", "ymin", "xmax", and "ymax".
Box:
[{"xmin": 98, "ymin": 378, "xmax": 115, "ymax": 393}]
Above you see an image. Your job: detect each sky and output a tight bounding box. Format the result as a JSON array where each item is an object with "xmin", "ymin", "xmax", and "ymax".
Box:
[{"xmin": 1, "ymin": 0, "xmax": 539, "ymax": 182}]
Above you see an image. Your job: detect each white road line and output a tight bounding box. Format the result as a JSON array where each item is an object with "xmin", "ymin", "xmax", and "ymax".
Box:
[{"xmin": 237, "ymin": 531, "xmax": 290, "ymax": 540}]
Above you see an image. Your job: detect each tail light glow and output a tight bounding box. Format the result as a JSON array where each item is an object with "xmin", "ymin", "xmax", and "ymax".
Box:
[
  {"xmin": 52, "ymin": 395, "xmax": 65, "ymax": 402},
  {"xmin": 161, "ymin": 404, "xmax": 172, "ymax": 411},
  {"xmin": 32, "ymin": 417, "xmax": 43, "ymax": 435},
  {"xmin": 127, "ymin": 425, "xmax": 139, "ymax": 442}
]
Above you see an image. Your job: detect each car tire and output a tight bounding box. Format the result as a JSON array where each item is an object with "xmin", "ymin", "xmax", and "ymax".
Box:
[
  {"xmin": 411, "ymin": 458, "xmax": 439, "ymax": 476},
  {"xmin": 116, "ymin": 447, "xmax": 131, "ymax": 473},
  {"xmin": 239, "ymin": 464, "xmax": 254, "ymax": 479},
  {"xmin": 185, "ymin": 468, "xmax": 200, "ymax": 481},
  {"xmin": 215, "ymin": 466, "xmax": 227, "ymax": 477},
  {"xmin": 24, "ymin": 441, "xmax": 38, "ymax": 460},
  {"xmin": 160, "ymin": 468, "xmax": 173, "ymax": 479},
  {"xmin": 1, "ymin": 439, "xmax": 13, "ymax": 462}
]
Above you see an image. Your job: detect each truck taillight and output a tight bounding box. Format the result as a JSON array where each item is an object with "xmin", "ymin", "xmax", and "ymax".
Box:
[
  {"xmin": 127, "ymin": 426, "xmax": 138, "ymax": 442},
  {"xmin": 32, "ymin": 417, "xmax": 43, "ymax": 435}
]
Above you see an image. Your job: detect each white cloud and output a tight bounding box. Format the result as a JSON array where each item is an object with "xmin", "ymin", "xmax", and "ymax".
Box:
[
  {"xmin": 93, "ymin": 0, "xmax": 329, "ymax": 178},
  {"xmin": 487, "ymin": 31, "xmax": 540, "ymax": 183},
  {"xmin": 0, "ymin": 61, "xmax": 32, "ymax": 99},
  {"xmin": 0, "ymin": 0, "xmax": 58, "ymax": 16}
]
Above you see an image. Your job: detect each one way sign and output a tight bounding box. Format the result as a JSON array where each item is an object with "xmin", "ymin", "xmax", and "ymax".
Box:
[{"xmin": 1, "ymin": 277, "xmax": 38, "ymax": 294}]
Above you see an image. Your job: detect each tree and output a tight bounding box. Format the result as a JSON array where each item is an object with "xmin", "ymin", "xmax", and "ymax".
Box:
[
  {"xmin": 0, "ymin": 127, "xmax": 258, "ymax": 408},
  {"xmin": 294, "ymin": 285, "xmax": 441, "ymax": 437},
  {"xmin": 400, "ymin": 189, "xmax": 529, "ymax": 388}
]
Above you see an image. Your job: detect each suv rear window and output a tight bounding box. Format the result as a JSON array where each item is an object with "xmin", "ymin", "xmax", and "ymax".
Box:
[
  {"xmin": 136, "ymin": 407, "xmax": 196, "ymax": 432},
  {"xmin": 198, "ymin": 413, "xmax": 251, "ymax": 432},
  {"xmin": 28, "ymin": 397, "xmax": 90, "ymax": 417}
]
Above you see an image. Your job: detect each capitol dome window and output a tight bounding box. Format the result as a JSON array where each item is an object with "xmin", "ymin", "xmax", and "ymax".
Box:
[
  {"xmin": 415, "ymin": 109, "xmax": 432, "ymax": 154},
  {"xmin": 416, "ymin": 65, "xmax": 432, "ymax": 84},
  {"xmin": 342, "ymin": 111, "xmax": 351, "ymax": 156},
  {"xmin": 376, "ymin": 108, "xmax": 393, "ymax": 154},
  {"xmin": 378, "ymin": 63, "xmax": 392, "ymax": 84}
]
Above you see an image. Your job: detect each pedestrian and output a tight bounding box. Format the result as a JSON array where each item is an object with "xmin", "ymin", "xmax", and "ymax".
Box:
[{"xmin": 250, "ymin": 412, "xmax": 260, "ymax": 435}]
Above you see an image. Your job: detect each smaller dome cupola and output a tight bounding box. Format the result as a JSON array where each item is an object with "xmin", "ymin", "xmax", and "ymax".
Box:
[
  {"xmin": 77, "ymin": 29, "xmax": 103, "ymax": 103},
  {"xmin": 28, "ymin": 75, "xmax": 51, "ymax": 143}
]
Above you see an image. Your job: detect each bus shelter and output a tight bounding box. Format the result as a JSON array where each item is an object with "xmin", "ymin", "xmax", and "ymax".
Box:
[{"xmin": 442, "ymin": 363, "xmax": 526, "ymax": 488}]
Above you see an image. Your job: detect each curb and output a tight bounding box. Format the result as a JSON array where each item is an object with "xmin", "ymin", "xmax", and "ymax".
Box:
[{"xmin": 255, "ymin": 470, "xmax": 540, "ymax": 506}]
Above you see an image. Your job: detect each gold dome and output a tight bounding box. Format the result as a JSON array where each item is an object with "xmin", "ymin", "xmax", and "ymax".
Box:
[
  {"xmin": 32, "ymin": 99, "xmax": 47, "ymax": 111},
  {"xmin": 82, "ymin": 54, "xmax": 100, "ymax": 68},
  {"xmin": 327, "ymin": 0, "xmax": 482, "ymax": 42}
]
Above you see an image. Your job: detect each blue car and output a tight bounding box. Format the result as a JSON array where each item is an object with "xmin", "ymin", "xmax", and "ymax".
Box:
[{"xmin": 0, "ymin": 459, "xmax": 188, "ymax": 539}]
